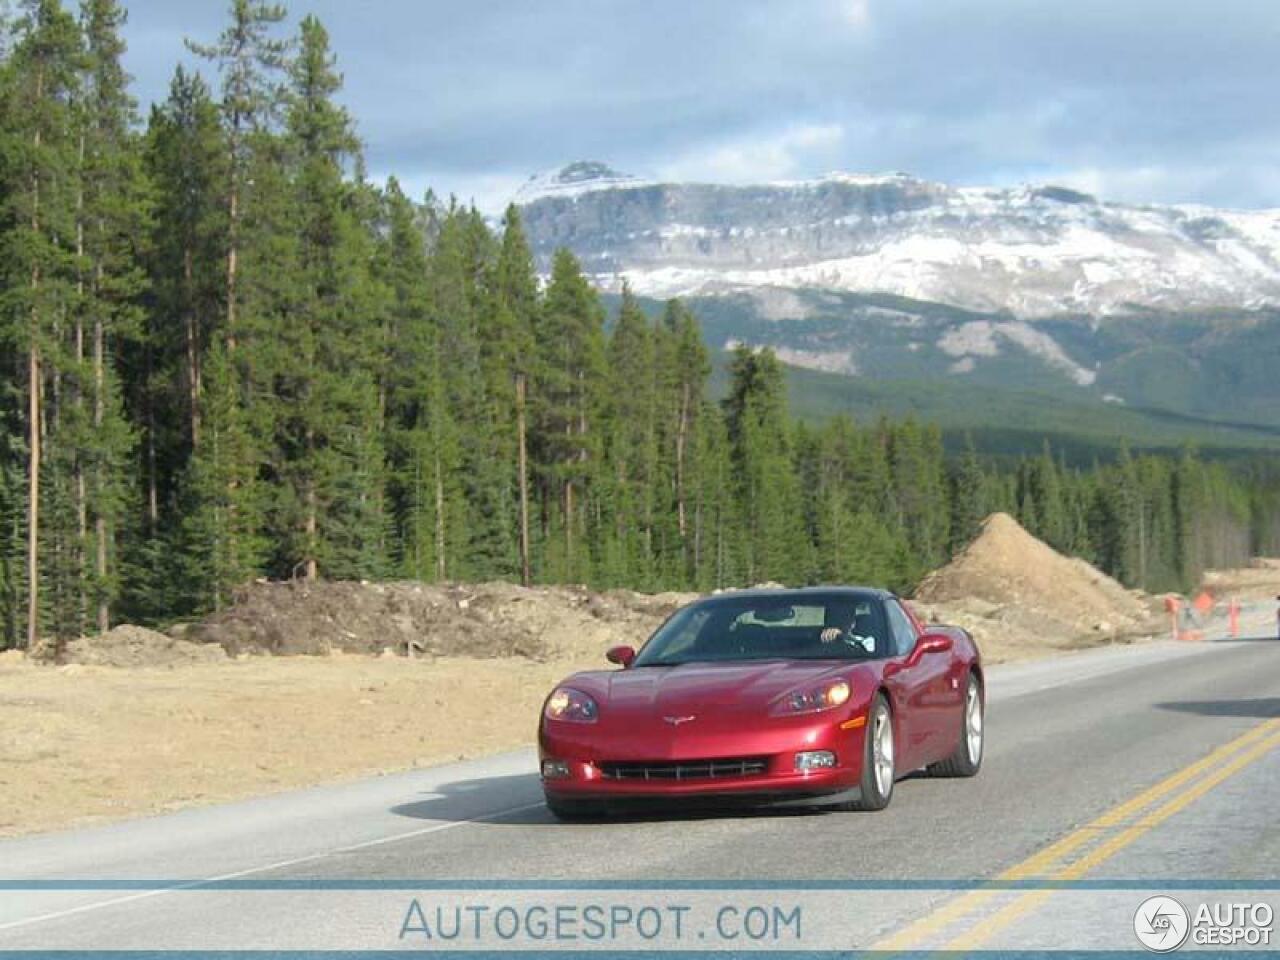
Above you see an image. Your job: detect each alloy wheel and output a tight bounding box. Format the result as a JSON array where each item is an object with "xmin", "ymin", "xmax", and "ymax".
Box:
[
  {"xmin": 965, "ymin": 678, "xmax": 984, "ymax": 765},
  {"xmin": 873, "ymin": 707, "xmax": 894, "ymax": 797}
]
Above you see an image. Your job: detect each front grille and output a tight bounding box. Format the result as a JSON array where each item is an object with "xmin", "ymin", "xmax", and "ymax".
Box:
[{"xmin": 600, "ymin": 757, "xmax": 769, "ymax": 781}]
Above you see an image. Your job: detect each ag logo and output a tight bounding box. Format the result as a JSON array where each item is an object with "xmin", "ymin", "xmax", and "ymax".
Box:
[{"xmin": 1134, "ymin": 895, "xmax": 1190, "ymax": 952}]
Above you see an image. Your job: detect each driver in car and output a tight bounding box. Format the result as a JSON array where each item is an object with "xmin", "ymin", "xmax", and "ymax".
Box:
[{"xmin": 819, "ymin": 601, "xmax": 878, "ymax": 652}]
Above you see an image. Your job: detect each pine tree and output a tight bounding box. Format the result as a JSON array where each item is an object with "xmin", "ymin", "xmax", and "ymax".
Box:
[
  {"xmin": 536, "ymin": 249, "xmax": 606, "ymax": 583},
  {"xmin": 277, "ymin": 14, "xmax": 382, "ymax": 580},
  {"xmin": 186, "ymin": 0, "xmax": 288, "ymax": 351},
  {"xmin": 0, "ymin": 31, "xmax": 19, "ymax": 646},
  {"xmin": 689, "ymin": 403, "xmax": 735, "ymax": 590},
  {"xmin": 1, "ymin": 0, "xmax": 83, "ymax": 648},
  {"xmin": 180, "ymin": 0, "xmax": 291, "ymax": 605},
  {"xmin": 810, "ymin": 419, "xmax": 909, "ymax": 589},
  {"xmin": 948, "ymin": 433, "xmax": 986, "ymax": 551},
  {"xmin": 119, "ymin": 67, "xmax": 225, "ymax": 623},
  {"xmin": 419, "ymin": 204, "xmax": 485, "ymax": 581},
  {"xmin": 603, "ymin": 285, "xmax": 656, "ymax": 586},
  {"xmin": 0, "ymin": 432, "xmax": 24, "ymax": 646},
  {"xmin": 1025, "ymin": 440, "xmax": 1068, "ymax": 551},
  {"xmin": 487, "ymin": 204, "xmax": 539, "ymax": 585},
  {"xmin": 1094, "ymin": 446, "xmax": 1142, "ymax": 587},
  {"xmin": 811, "ymin": 416, "xmax": 857, "ymax": 583},
  {"xmin": 723, "ymin": 345, "xmax": 805, "ymax": 584},
  {"xmin": 665, "ymin": 299, "xmax": 710, "ymax": 579},
  {"xmin": 76, "ymin": 0, "xmax": 147, "ymax": 632},
  {"xmin": 454, "ymin": 206, "xmax": 509, "ymax": 579},
  {"xmin": 378, "ymin": 178, "xmax": 432, "ymax": 577},
  {"xmin": 887, "ymin": 418, "xmax": 950, "ymax": 582},
  {"xmin": 182, "ymin": 338, "xmax": 265, "ymax": 610},
  {"xmin": 141, "ymin": 66, "xmax": 225, "ymax": 470}
]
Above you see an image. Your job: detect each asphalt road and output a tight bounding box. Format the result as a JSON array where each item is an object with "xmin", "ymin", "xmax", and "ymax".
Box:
[{"xmin": 2, "ymin": 630, "xmax": 1278, "ymax": 951}]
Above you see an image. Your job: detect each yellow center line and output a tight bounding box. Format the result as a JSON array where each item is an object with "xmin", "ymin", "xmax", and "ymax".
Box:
[
  {"xmin": 945, "ymin": 725, "xmax": 1280, "ymax": 950},
  {"xmin": 873, "ymin": 717, "xmax": 1280, "ymax": 952}
]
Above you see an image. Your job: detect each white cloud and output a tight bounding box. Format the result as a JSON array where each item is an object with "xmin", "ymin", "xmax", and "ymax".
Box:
[
  {"xmin": 656, "ymin": 122, "xmax": 846, "ymax": 184},
  {"xmin": 1029, "ymin": 161, "xmax": 1280, "ymax": 211},
  {"xmin": 1046, "ymin": 165, "xmax": 1186, "ymax": 203},
  {"xmin": 840, "ymin": 0, "xmax": 871, "ymax": 30},
  {"xmin": 378, "ymin": 170, "xmax": 530, "ymax": 215}
]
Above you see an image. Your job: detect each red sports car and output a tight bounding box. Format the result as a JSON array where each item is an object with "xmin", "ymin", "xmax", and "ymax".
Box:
[{"xmin": 538, "ymin": 587, "xmax": 983, "ymax": 819}]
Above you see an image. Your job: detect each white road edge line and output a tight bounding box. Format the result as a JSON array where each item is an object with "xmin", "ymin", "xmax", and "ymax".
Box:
[{"xmin": 0, "ymin": 799, "xmax": 548, "ymax": 934}]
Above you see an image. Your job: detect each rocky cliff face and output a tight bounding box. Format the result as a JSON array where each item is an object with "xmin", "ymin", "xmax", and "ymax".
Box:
[{"xmin": 517, "ymin": 163, "xmax": 1280, "ymax": 319}]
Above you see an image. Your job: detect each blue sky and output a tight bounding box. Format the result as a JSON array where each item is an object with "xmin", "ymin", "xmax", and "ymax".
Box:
[{"xmin": 121, "ymin": 0, "xmax": 1280, "ymax": 213}]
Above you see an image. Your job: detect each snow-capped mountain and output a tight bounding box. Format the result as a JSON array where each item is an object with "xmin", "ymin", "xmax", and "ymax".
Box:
[
  {"xmin": 514, "ymin": 161, "xmax": 651, "ymax": 204},
  {"xmin": 515, "ymin": 163, "xmax": 1280, "ymax": 318}
]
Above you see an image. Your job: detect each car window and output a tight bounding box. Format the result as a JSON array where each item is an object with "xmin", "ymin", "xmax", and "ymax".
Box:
[
  {"xmin": 885, "ymin": 599, "xmax": 918, "ymax": 657},
  {"xmin": 733, "ymin": 604, "xmax": 825, "ymax": 628},
  {"xmin": 633, "ymin": 592, "xmax": 891, "ymax": 666},
  {"xmin": 656, "ymin": 608, "xmax": 712, "ymax": 659}
]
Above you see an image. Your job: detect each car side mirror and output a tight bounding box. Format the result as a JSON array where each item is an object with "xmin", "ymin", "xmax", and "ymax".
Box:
[
  {"xmin": 606, "ymin": 645, "xmax": 636, "ymax": 668},
  {"xmin": 916, "ymin": 632, "xmax": 953, "ymax": 656}
]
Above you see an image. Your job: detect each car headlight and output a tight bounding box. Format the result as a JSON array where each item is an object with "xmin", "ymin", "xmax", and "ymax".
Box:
[
  {"xmin": 774, "ymin": 679, "xmax": 851, "ymax": 715},
  {"xmin": 544, "ymin": 687, "xmax": 599, "ymax": 723}
]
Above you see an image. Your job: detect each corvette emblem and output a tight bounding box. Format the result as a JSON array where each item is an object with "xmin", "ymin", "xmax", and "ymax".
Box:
[{"xmin": 663, "ymin": 715, "xmax": 696, "ymax": 726}]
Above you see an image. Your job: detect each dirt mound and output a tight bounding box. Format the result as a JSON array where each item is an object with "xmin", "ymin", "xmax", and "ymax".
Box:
[
  {"xmin": 913, "ymin": 513, "xmax": 1157, "ymax": 655},
  {"xmin": 52, "ymin": 514, "xmax": 1161, "ymax": 670},
  {"xmin": 60, "ymin": 625, "xmax": 229, "ymax": 668},
  {"xmin": 182, "ymin": 580, "xmax": 697, "ymax": 661},
  {"xmin": 1201, "ymin": 561, "xmax": 1280, "ymax": 600}
]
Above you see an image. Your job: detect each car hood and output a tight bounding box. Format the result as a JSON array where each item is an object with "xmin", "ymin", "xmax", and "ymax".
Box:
[{"xmin": 567, "ymin": 660, "xmax": 860, "ymax": 719}]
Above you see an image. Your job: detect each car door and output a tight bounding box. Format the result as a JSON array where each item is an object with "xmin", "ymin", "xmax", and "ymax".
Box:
[
  {"xmin": 880, "ymin": 598, "xmax": 931, "ymax": 770},
  {"xmin": 906, "ymin": 601, "xmax": 967, "ymax": 760},
  {"xmin": 884, "ymin": 598, "xmax": 952, "ymax": 767}
]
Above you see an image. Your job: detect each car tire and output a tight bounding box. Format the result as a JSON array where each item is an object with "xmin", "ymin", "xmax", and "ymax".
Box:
[
  {"xmin": 544, "ymin": 796, "xmax": 604, "ymax": 822},
  {"xmin": 848, "ymin": 693, "xmax": 895, "ymax": 811},
  {"xmin": 928, "ymin": 672, "xmax": 983, "ymax": 778}
]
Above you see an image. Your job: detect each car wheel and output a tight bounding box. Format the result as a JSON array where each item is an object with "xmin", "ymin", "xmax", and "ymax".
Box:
[
  {"xmin": 849, "ymin": 693, "xmax": 894, "ymax": 811},
  {"xmin": 544, "ymin": 796, "xmax": 604, "ymax": 822},
  {"xmin": 928, "ymin": 672, "xmax": 983, "ymax": 778}
]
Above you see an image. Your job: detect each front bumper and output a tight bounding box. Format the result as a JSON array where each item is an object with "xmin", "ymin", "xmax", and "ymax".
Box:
[{"xmin": 539, "ymin": 714, "xmax": 867, "ymax": 807}]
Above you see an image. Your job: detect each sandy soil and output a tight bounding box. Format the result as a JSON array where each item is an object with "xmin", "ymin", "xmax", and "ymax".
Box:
[
  {"xmin": 0, "ymin": 651, "xmax": 596, "ymax": 838},
  {"xmin": 1201, "ymin": 559, "xmax": 1280, "ymax": 601}
]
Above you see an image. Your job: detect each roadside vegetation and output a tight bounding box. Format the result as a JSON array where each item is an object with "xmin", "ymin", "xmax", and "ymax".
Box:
[{"xmin": 2, "ymin": 0, "xmax": 1279, "ymax": 656}]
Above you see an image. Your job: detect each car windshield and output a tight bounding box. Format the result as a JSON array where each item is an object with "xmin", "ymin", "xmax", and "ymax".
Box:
[{"xmin": 632, "ymin": 591, "xmax": 890, "ymax": 666}]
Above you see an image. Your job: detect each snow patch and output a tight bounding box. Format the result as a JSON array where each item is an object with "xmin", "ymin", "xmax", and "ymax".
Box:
[
  {"xmin": 747, "ymin": 287, "xmax": 816, "ymax": 321},
  {"xmin": 516, "ymin": 161, "xmax": 651, "ymax": 203},
  {"xmin": 772, "ymin": 347, "xmax": 859, "ymax": 375},
  {"xmin": 528, "ymin": 167, "xmax": 1280, "ymax": 317},
  {"xmin": 937, "ymin": 320, "xmax": 1096, "ymax": 386},
  {"xmin": 722, "ymin": 338, "xmax": 857, "ymax": 375},
  {"xmin": 939, "ymin": 321, "xmax": 1001, "ymax": 358}
]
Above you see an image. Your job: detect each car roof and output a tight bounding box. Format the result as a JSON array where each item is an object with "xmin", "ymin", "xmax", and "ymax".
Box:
[{"xmin": 698, "ymin": 586, "xmax": 895, "ymax": 603}]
